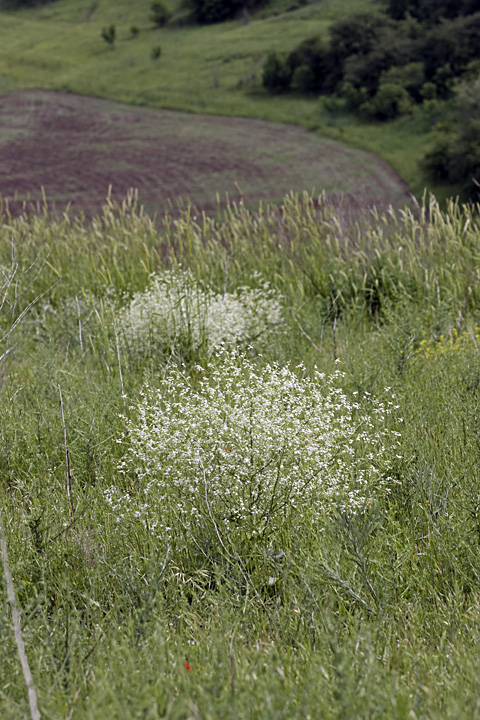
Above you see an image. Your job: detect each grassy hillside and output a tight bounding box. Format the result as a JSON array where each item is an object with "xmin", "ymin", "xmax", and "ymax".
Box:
[
  {"xmin": 1, "ymin": 3, "xmax": 479, "ymax": 719},
  {"xmin": 2, "ymin": 191, "xmax": 480, "ymax": 718},
  {"xmin": 0, "ymin": 0, "xmax": 443, "ymax": 198}
]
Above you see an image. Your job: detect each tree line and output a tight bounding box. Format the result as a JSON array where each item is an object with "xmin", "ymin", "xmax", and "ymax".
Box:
[{"xmin": 262, "ymin": 1, "xmax": 480, "ymax": 198}]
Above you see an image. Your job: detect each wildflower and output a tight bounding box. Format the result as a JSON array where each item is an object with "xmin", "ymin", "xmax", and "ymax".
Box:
[
  {"xmin": 116, "ymin": 269, "xmax": 283, "ymax": 357},
  {"xmin": 105, "ymin": 349, "xmax": 401, "ymax": 549}
]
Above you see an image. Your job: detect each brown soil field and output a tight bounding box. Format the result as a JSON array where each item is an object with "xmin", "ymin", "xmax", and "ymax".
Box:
[{"xmin": 0, "ymin": 89, "xmax": 411, "ymax": 219}]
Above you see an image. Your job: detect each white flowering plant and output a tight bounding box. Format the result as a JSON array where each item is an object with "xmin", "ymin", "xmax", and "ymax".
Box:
[
  {"xmin": 116, "ymin": 269, "xmax": 283, "ymax": 359},
  {"xmin": 106, "ymin": 350, "xmax": 401, "ymax": 574}
]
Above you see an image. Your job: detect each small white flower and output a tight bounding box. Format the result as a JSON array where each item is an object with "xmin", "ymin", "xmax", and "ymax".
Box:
[
  {"xmin": 105, "ymin": 349, "xmax": 401, "ymax": 545},
  {"xmin": 115, "ymin": 269, "xmax": 283, "ymax": 357}
]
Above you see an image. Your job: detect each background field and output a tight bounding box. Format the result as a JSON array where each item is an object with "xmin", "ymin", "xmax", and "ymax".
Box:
[
  {"xmin": 0, "ymin": 88, "xmax": 410, "ymax": 217},
  {"xmin": 0, "ymin": 0, "xmax": 445, "ymax": 203}
]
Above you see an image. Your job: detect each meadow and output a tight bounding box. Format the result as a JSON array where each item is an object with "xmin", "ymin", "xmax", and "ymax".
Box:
[
  {"xmin": 1, "ymin": 2, "xmax": 479, "ymax": 717},
  {"xmin": 2, "ymin": 190, "xmax": 480, "ymax": 718}
]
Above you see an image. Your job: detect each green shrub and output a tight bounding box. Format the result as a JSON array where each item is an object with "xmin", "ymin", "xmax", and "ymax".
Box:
[
  {"xmin": 262, "ymin": 51, "xmax": 292, "ymax": 94},
  {"xmin": 380, "ymin": 61, "xmax": 426, "ymax": 102},
  {"xmin": 150, "ymin": 0, "xmax": 170, "ymax": 27},
  {"xmin": 184, "ymin": 0, "xmax": 265, "ymax": 25},
  {"xmin": 363, "ymin": 82, "xmax": 412, "ymax": 120},
  {"xmin": 341, "ymin": 81, "xmax": 369, "ymax": 111},
  {"xmin": 422, "ymin": 133, "xmax": 454, "ymax": 181},
  {"xmin": 291, "ymin": 64, "xmax": 315, "ymax": 94},
  {"xmin": 422, "ymin": 75, "xmax": 480, "ymax": 196},
  {"xmin": 287, "ymin": 35, "xmax": 333, "ymax": 94},
  {"xmin": 151, "ymin": 45, "xmax": 162, "ymax": 60}
]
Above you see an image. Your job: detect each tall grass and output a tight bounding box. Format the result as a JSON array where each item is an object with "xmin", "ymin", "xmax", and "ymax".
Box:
[{"xmin": 2, "ymin": 191, "xmax": 480, "ymax": 718}]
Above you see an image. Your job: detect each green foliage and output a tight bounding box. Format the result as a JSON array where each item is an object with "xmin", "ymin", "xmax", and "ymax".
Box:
[
  {"xmin": 380, "ymin": 61, "xmax": 425, "ymax": 101},
  {"xmin": 151, "ymin": 44, "xmax": 162, "ymax": 60},
  {"xmin": 329, "ymin": 13, "xmax": 392, "ymax": 65},
  {"xmin": 184, "ymin": 0, "xmax": 266, "ymax": 25},
  {"xmin": 4, "ymin": 191, "xmax": 480, "ymax": 716},
  {"xmin": 284, "ymin": 1, "xmax": 480, "ymax": 163},
  {"xmin": 262, "ymin": 50, "xmax": 292, "ymax": 93},
  {"xmin": 362, "ymin": 82, "xmax": 412, "ymax": 120},
  {"xmin": 386, "ymin": 0, "xmax": 480, "ymax": 23},
  {"xmin": 287, "ymin": 35, "xmax": 334, "ymax": 93},
  {"xmin": 421, "ymin": 13, "xmax": 480, "ymax": 82},
  {"xmin": 423, "ymin": 75, "xmax": 480, "ymax": 198},
  {"xmin": 100, "ymin": 24, "xmax": 116, "ymax": 48},
  {"xmin": 150, "ymin": 0, "xmax": 170, "ymax": 27}
]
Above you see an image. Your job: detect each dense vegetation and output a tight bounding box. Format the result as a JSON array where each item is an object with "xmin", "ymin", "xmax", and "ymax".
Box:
[
  {"xmin": 3, "ymin": 191, "xmax": 480, "ymax": 718},
  {"xmin": 1, "ymin": 2, "xmax": 480, "ymax": 718},
  {"xmin": 181, "ymin": 0, "xmax": 268, "ymax": 24},
  {"xmin": 262, "ymin": 1, "xmax": 480, "ymax": 198}
]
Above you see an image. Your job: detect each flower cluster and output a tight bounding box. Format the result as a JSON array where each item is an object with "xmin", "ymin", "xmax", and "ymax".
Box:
[
  {"xmin": 416, "ymin": 327, "xmax": 480, "ymax": 360},
  {"xmin": 106, "ymin": 350, "xmax": 401, "ymax": 550},
  {"xmin": 115, "ymin": 269, "xmax": 283, "ymax": 357}
]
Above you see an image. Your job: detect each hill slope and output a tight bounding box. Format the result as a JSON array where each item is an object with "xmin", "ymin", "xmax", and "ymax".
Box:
[{"xmin": 0, "ymin": 89, "xmax": 410, "ymax": 217}]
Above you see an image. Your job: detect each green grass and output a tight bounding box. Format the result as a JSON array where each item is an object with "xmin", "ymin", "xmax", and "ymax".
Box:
[
  {"xmin": 2, "ymin": 191, "xmax": 480, "ymax": 717},
  {"xmin": 0, "ymin": 0, "xmax": 445, "ymax": 198},
  {"xmin": 0, "ymin": 4, "xmax": 479, "ymax": 716}
]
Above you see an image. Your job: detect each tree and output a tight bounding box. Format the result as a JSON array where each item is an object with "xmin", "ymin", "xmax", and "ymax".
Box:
[
  {"xmin": 329, "ymin": 14, "xmax": 394, "ymax": 64},
  {"xmin": 328, "ymin": 14, "xmax": 398, "ymax": 89},
  {"xmin": 287, "ymin": 36, "xmax": 334, "ymax": 94},
  {"xmin": 150, "ymin": 1, "xmax": 171, "ymax": 27},
  {"xmin": 421, "ymin": 13, "xmax": 480, "ymax": 83},
  {"xmin": 183, "ymin": 0, "xmax": 265, "ymax": 25},
  {"xmin": 423, "ymin": 75, "xmax": 480, "ymax": 198},
  {"xmin": 363, "ymin": 82, "xmax": 412, "ymax": 120},
  {"xmin": 380, "ymin": 61, "xmax": 426, "ymax": 101},
  {"xmin": 385, "ymin": 0, "xmax": 480, "ymax": 23},
  {"xmin": 262, "ymin": 51, "xmax": 292, "ymax": 94}
]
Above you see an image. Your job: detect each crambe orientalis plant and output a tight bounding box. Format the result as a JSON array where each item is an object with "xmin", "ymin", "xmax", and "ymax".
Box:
[
  {"xmin": 106, "ymin": 350, "xmax": 401, "ymax": 569},
  {"xmin": 116, "ymin": 269, "xmax": 283, "ymax": 358}
]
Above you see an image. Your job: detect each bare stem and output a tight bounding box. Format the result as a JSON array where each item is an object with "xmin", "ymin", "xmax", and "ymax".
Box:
[
  {"xmin": 113, "ymin": 321, "xmax": 126, "ymax": 414},
  {"xmin": 75, "ymin": 296, "xmax": 88, "ymax": 384},
  {"xmin": 198, "ymin": 452, "xmax": 269, "ymax": 614},
  {"xmin": 58, "ymin": 385, "xmax": 74, "ymax": 521},
  {"xmin": 0, "ymin": 509, "xmax": 41, "ymax": 720}
]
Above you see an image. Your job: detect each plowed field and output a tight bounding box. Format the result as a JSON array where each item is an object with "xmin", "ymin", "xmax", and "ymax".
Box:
[{"xmin": 0, "ymin": 89, "xmax": 411, "ymax": 218}]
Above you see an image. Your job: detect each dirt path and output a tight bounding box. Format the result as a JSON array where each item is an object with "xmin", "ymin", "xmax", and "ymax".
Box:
[{"xmin": 0, "ymin": 89, "xmax": 411, "ymax": 218}]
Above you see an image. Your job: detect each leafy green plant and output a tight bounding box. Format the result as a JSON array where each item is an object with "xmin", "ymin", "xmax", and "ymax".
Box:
[
  {"xmin": 184, "ymin": 0, "xmax": 265, "ymax": 25},
  {"xmin": 262, "ymin": 51, "xmax": 292, "ymax": 94}
]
